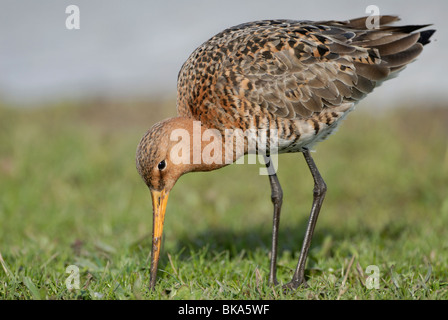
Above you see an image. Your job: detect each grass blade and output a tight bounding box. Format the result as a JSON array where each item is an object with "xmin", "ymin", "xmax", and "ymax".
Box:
[{"xmin": 23, "ymin": 277, "xmax": 42, "ymax": 300}]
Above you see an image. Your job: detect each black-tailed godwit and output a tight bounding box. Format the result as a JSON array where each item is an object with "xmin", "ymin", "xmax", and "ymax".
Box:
[{"xmin": 136, "ymin": 15, "xmax": 435, "ymax": 290}]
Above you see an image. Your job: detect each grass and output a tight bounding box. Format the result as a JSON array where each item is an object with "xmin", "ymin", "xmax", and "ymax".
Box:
[{"xmin": 0, "ymin": 98, "xmax": 447, "ymax": 300}]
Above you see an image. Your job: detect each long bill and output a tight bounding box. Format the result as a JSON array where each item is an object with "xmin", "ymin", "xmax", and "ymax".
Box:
[{"xmin": 149, "ymin": 188, "xmax": 170, "ymax": 290}]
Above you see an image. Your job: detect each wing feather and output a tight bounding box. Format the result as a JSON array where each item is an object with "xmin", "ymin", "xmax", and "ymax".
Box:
[{"xmin": 176, "ymin": 16, "xmax": 435, "ymax": 122}]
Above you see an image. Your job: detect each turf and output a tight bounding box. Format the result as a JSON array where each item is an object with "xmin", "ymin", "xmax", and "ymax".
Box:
[{"xmin": 0, "ymin": 99, "xmax": 447, "ymax": 300}]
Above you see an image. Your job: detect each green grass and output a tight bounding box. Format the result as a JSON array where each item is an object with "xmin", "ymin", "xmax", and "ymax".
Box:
[{"xmin": 0, "ymin": 99, "xmax": 447, "ymax": 300}]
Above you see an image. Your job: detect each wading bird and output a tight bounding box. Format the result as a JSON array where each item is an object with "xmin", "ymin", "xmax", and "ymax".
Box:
[{"xmin": 136, "ymin": 16, "xmax": 435, "ymax": 290}]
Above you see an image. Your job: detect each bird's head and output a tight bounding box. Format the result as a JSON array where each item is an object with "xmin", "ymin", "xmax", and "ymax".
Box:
[
  {"xmin": 136, "ymin": 118, "xmax": 186, "ymax": 194},
  {"xmin": 136, "ymin": 117, "xmax": 195, "ymax": 288},
  {"xmin": 136, "ymin": 116, "xmax": 229, "ymax": 196},
  {"xmin": 136, "ymin": 116, "xmax": 226, "ymax": 288}
]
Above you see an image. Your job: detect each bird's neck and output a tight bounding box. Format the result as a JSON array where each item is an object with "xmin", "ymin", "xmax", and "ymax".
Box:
[{"xmin": 169, "ymin": 117, "xmax": 243, "ymax": 172}]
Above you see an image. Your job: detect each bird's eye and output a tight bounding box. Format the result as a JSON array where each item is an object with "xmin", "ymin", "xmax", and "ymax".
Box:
[{"xmin": 157, "ymin": 160, "xmax": 166, "ymax": 171}]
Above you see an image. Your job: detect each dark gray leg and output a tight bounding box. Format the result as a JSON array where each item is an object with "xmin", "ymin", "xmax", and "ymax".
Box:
[
  {"xmin": 264, "ymin": 155, "xmax": 283, "ymax": 286},
  {"xmin": 284, "ymin": 148, "xmax": 327, "ymax": 290}
]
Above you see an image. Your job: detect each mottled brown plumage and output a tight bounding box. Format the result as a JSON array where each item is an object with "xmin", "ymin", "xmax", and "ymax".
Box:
[{"xmin": 136, "ymin": 16, "xmax": 435, "ymax": 290}]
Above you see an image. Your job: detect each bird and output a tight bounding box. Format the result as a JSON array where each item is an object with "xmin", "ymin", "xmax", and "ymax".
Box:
[{"xmin": 136, "ymin": 15, "xmax": 435, "ymax": 291}]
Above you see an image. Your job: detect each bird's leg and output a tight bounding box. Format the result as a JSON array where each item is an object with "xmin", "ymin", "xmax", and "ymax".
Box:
[
  {"xmin": 264, "ymin": 155, "xmax": 283, "ymax": 287},
  {"xmin": 284, "ymin": 148, "xmax": 327, "ymax": 291}
]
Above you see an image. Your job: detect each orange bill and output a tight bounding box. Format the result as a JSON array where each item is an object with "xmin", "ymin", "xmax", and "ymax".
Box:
[{"xmin": 149, "ymin": 188, "xmax": 170, "ymax": 289}]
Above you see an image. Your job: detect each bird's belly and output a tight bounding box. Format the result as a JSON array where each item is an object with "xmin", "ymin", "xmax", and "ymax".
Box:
[{"xmin": 277, "ymin": 104, "xmax": 355, "ymax": 153}]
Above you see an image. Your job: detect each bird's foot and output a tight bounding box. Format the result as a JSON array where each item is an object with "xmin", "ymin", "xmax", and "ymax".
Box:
[{"xmin": 282, "ymin": 278, "xmax": 308, "ymax": 292}]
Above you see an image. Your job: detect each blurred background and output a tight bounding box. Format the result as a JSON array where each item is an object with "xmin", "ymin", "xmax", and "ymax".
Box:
[{"xmin": 0, "ymin": 0, "xmax": 447, "ymax": 107}]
